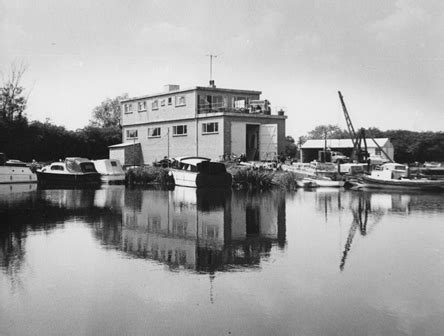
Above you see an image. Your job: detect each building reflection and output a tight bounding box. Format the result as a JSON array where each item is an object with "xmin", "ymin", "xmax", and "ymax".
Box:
[{"xmin": 119, "ymin": 187, "xmax": 286, "ymax": 273}]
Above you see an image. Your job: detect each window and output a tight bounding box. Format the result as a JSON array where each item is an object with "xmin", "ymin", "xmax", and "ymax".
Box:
[
  {"xmin": 138, "ymin": 101, "xmax": 147, "ymax": 112},
  {"xmin": 160, "ymin": 99, "xmax": 165, "ymax": 106},
  {"xmin": 148, "ymin": 127, "xmax": 161, "ymax": 138},
  {"xmin": 126, "ymin": 129, "xmax": 138, "ymax": 139},
  {"xmin": 233, "ymin": 96, "xmax": 249, "ymax": 109},
  {"xmin": 202, "ymin": 122, "xmax": 219, "ymax": 134},
  {"xmin": 175, "ymin": 95, "xmax": 186, "ymax": 107},
  {"xmin": 124, "ymin": 103, "xmax": 133, "ymax": 114},
  {"xmin": 111, "ymin": 161, "xmax": 117, "ymax": 167},
  {"xmin": 198, "ymin": 95, "xmax": 227, "ymax": 113},
  {"xmin": 152, "ymin": 99, "xmax": 159, "ymax": 110},
  {"xmin": 168, "ymin": 97, "xmax": 172, "ymax": 105},
  {"xmin": 375, "ymin": 148, "xmax": 382, "ymax": 155},
  {"xmin": 50, "ymin": 165, "xmax": 64, "ymax": 171},
  {"xmin": 173, "ymin": 125, "xmax": 187, "ymax": 136}
]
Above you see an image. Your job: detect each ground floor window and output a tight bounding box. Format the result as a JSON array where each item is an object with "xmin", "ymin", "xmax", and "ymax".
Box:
[
  {"xmin": 202, "ymin": 122, "xmax": 219, "ymax": 134},
  {"xmin": 126, "ymin": 129, "xmax": 138, "ymax": 139},
  {"xmin": 173, "ymin": 125, "xmax": 187, "ymax": 136},
  {"xmin": 148, "ymin": 127, "xmax": 161, "ymax": 138}
]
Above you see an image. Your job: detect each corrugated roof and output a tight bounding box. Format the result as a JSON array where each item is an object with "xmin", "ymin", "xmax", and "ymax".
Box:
[{"xmin": 301, "ymin": 138, "xmax": 389, "ymax": 149}]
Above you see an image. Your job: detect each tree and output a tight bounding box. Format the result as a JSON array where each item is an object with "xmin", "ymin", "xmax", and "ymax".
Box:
[
  {"xmin": 284, "ymin": 136, "xmax": 297, "ymax": 158},
  {"xmin": 90, "ymin": 93, "xmax": 128, "ymax": 127},
  {"xmin": 0, "ymin": 63, "xmax": 28, "ymax": 121},
  {"xmin": 307, "ymin": 124, "xmax": 348, "ymax": 139}
]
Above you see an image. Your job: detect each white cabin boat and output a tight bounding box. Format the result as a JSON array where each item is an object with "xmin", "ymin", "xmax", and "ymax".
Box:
[
  {"xmin": 36, "ymin": 157, "xmax": 101, "ymax": 186},
  {"xmin": 358, "ymin": 163, "xmax": 444, "ymax": 191},
  {"xmin": 93, "ymin": 159, "xmax": 126, "ymax": 183},
  {"xmin": 0, "ymin": 153, "xmax": 37, "ymax": 184},
  {"xmin": 170, "ymin": 157, "xmax": 232, "ymax": 188}
]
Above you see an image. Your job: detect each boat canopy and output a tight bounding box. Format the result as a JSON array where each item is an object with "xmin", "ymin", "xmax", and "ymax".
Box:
[{"xmin": 65, "ymin": 158, "xmax": 98, "ymax": 174}]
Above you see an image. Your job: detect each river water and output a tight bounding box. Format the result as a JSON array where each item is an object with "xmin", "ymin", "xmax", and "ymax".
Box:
[{"xmin": 1, "ymin": 184, "xmax": 443, "ymax": 336}]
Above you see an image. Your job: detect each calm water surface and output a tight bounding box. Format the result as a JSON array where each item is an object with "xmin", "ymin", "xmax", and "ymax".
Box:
[{"xmin": 1, "ymin": 184, "xmax": 443, "ymax": 336}]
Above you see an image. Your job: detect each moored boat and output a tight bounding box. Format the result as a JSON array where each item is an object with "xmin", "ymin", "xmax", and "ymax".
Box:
[
  {"xmin": 281, "ymin": 161, "xmax": 341, "ymax": 180},
  {"xmin": 92, "ymin": 159, "xmax": 126, "ymax": 184},
  {"xmin": 358, "ymin": 175, "xmax": 444, "ymax": 191},
  {"xmin": 170, "ymin": 156, "xmax": 232, "ymax": 188},
  {"xmin": 305, "ymin": 177, "xmax": 345, "ymax": 188},
  {"xmin": 357, "ymin": 163, "xmax": 444, "ymax": 191},
  {"xmin": 36, "ymin": 157, "xmax": 101, "ymax": 186},
  {"xmin": 0, "ymin": 153, "xmax": 37, "ymax": 184}
]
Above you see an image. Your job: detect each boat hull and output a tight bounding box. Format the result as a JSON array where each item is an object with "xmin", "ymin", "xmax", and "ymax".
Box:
[
  {"xmin": 171, "ymin": 170, "xmax": 232, "ymax": 188},
  {"xmin": 100, "ymin": 174, "xmax": 126, "ymax": 184},
  {"xmin": 359, "ymin": 175, "xmax": 444, "ymax": 191},
  {"xmin": 36, "ymin": 171, "xmax": 101, "ymax": 186},
  {"xmin": 0, "ymin": 166, "xmax": 37, "ymax": 184}
]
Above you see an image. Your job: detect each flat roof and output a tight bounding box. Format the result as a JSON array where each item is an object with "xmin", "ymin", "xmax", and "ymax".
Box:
[
  {"xmin": 121, "ymin": 86, "xmax": 262, "ymax": 103},
  {"xmin": 301, "ymin": 138, "xmax": 390, "ymax": 149},
  {"xmin": 108, "ymin": 142, "xmax": 140, "ymax": 148}
]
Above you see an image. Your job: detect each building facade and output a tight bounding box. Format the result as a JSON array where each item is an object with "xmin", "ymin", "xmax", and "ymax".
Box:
[{"xmin": 110, "ymin": 84, "xmax": 287, "ymax": 165}]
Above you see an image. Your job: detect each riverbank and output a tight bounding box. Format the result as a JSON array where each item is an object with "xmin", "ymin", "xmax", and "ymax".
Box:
[{"xmin": 125, "ymin": 165, "xmax": 299, "ymax": 191}]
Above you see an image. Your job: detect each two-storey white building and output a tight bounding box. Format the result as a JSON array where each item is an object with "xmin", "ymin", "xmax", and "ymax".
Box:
[{"xmin": 109, "ymin": 83, "xmax": 287, "ymax": 166}]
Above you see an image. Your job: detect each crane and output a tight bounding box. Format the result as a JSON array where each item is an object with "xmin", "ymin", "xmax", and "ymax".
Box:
[
  {"xmin": 338, "ymin": 91, "xmax": 369, "ymax": 163},
  {"xmin": 338, "ymin": 91, "xmax": 394, "ymax": 164}
]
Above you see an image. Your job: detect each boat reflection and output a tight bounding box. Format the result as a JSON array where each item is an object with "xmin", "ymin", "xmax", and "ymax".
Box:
[{"xmin": 116, "ymin": 187, "xmax": 286, "ymax": 273}]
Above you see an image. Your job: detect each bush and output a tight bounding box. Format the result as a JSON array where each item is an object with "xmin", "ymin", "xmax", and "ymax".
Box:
[
  {"xmin": 272, "ymin": 171, "xmax": 299, "ymax": 191},
  {"xmin": 229, "ymin": 167, "xmax": 275, "ymax": 191},
  {"xmin": 126, "ymin": 166, "xmax": 173, "ymax": 186}
]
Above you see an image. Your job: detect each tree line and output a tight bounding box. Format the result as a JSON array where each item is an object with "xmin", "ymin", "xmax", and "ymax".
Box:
[
  {"xmin": 0, "ymin": 64, "xmax": 123, "ymax": 162},
  {"xmin": 285, "ymin": 124, "xmax": 444, "ymax": 163}
]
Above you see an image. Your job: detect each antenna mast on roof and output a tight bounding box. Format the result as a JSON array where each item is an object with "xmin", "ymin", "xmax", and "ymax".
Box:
[{"xmin": 206, "ymin": 53, "xmax": 221, "ymax": 87}]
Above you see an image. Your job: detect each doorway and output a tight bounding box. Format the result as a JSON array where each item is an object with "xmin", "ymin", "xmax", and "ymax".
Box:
[{"xmin": 246, "ymin": 124, "xmax": 259, "ymax": 161}]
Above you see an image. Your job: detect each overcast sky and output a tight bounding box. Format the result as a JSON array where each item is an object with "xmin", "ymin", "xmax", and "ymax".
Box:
[{"xmin": 1, "ymin": 0, "xmax": 443, "ymax": 137}]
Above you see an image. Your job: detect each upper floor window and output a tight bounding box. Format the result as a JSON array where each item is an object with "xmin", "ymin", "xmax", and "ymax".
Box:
[
  {"xmin": 124, "ymin": 103, "xmax": 133, "ymax": 114},
  {"xmin": 198, "ymin": 95, "xmax": 227, "ymax": 113},
  {"xmin": 138, "ymin": 101, "xmax": 147, "ymax": 112},
  {"xmin": 126, "ymin": 129, "xmax": 138, "ymax": 139},
  {"xmin": 173, "ymin": 125, "xmax": 187, "ymax": 136},
  {"xmin": 175, "ymin": 95, "xmax": 186, "ymax": 107},
  {"xmin": 233, "ymin": 96, "xmax": 249, "ymax": 109},
  {"xmin": 202, "ymin": 122, "xmax": 219, "ymax": 134},
  {"xmin": 160, "ymin": 99, "xmax": 166, "ymax": 107},
  {"xmin": 148, "ymin": 127, "xmax": 161, "ymax": 138},
  {"xmin": 168, "ymin": 97, "xmax": 172, "ymax": 105},
  {"xmin": 152, "ymin": 99, "xmax": 159, "ymax": 110}
]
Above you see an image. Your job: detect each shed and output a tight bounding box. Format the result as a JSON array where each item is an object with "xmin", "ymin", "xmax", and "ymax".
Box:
[
  {"xmin": 300, "ymin": 138, "xmax": 394, "ymax": 163},
  {"xmin": 108, "ymin": 142, "xmax": 143, "ymax": 167}
]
